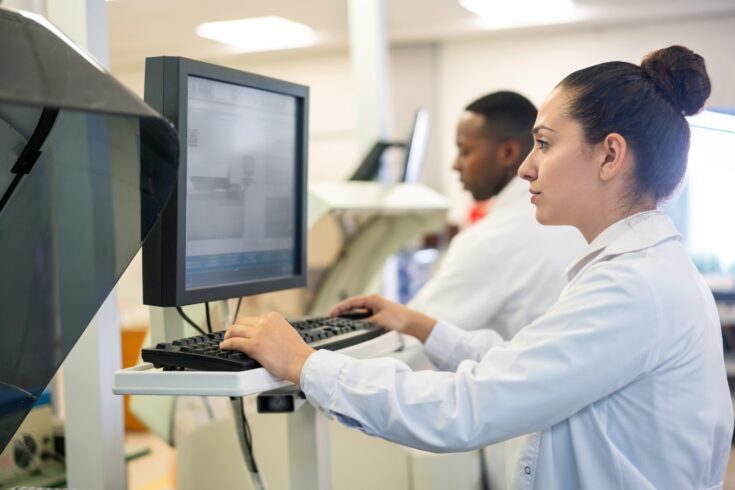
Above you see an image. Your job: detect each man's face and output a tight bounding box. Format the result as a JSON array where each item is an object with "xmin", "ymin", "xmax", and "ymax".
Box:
[{"xmin": 453, "ymin": 111, "xmax": 514, "ymax": 201}]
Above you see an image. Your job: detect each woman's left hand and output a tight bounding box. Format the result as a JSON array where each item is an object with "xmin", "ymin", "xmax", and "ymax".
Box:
[{"xmin": 220, "ymin": 312, "xmax": 315, "ymax": 384}]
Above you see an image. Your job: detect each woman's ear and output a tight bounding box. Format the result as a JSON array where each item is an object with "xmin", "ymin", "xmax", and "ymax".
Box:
[{"xmin": 598, "ymin": 133, "xmax": 628, "ymax": 182}]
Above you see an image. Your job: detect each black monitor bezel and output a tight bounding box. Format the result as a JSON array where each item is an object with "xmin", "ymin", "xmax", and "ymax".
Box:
[{"xmin": 142, "ymin": 56, "xmax": 308, "ymax": 306}]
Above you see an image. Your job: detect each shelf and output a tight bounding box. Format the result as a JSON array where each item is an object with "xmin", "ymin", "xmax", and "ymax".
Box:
[
  {"xmin": 114, "ymin": 331, "xmax": 403, "ymax": 398},
  {"xmin": 308, "ymin": 181, "xmax": 448, "ymax": 228}
]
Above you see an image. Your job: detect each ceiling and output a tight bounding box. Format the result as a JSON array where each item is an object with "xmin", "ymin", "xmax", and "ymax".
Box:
[{"xmin": 107, "ymin": 0, "xmax": 735, "ymax": 72}]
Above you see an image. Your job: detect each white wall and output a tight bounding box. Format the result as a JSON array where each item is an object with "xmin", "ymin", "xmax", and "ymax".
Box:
[
  {"xmin": 438, "ymin": 15, "xmax": 735, "ymax": 221},
  {"xmin": 391, "ymin": 44, "xmax": 443, "ymax": 191}
]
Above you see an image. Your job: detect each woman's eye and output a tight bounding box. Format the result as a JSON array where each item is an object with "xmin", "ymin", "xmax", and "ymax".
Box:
[{"xmin": 535, "ymin": 139, "xmax": 549, "ymax": 150}]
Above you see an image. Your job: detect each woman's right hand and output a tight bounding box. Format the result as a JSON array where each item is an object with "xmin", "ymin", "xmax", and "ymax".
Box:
[{"xmin": 330, "ymin": 294, "xmax": 437, "ymax": 343}]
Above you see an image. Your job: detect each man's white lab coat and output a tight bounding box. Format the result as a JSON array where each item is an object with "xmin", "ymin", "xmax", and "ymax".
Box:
[{"xmin": 409, "ymin": 176, "xmax": 584, "ymax": 340}]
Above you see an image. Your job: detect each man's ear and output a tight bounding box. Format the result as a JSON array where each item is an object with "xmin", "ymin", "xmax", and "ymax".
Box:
[
  {"xmin": 499, "ymin": 139, "xmax": 522, "ymax": 168},
  {"xmin": 598, "ymin": 133, "xmax": 628, "ymax": 182}
]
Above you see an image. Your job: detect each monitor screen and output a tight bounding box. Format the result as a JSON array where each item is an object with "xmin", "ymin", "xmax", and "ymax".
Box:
[
  {"xmin": 143, "ymin": 57, "xmax": 308, "ymax": 306},
  {"xmin": 402, "ymin": 108, "xmax": 429, "ymax": 183},
  {"xmin": 185, "ymin": 76, "xmax": 298, "ymax": 290}
]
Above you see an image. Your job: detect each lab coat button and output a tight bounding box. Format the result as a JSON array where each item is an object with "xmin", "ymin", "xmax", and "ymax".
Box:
[{"xmin": 524, "ymin": 466, "xmax": 532, "ymax": 475}]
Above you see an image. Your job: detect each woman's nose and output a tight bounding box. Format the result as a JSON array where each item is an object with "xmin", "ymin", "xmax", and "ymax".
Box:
[{"xmin": 517, "ymin": 154, "xmax": 536, "ymax": 181}]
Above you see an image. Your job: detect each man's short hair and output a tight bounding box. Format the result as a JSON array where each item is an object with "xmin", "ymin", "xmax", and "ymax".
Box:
[{"xmin": 465, "ymin": 91, "xmax": 537, "ymax": 154}]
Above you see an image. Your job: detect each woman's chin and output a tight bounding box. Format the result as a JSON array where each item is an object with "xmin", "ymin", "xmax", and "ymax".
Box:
[
  {"xmin": 535, "ymin": 208, "xmax": 550, "ymax": 225},
  {"xmin": 535, "ymin": 208, "xmax": 562, "ymax": 227}
]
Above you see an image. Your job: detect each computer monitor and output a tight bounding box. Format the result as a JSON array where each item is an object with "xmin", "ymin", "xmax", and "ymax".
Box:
[
  {"xmin": 142, "ymin": 57, "xmax": 309, "ymax": 306},
  {"xmin": 349, "ymin": 108, "xmax": 430, "ymax": 183},
  {"xmin": 401, "ymin": 108, "xmax": 429, "ymax": 183}
]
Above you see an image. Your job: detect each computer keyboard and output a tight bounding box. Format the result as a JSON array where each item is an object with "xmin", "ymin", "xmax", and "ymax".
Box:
[{"xmin": 141, "ymin": 316, "xmax": 385, "ymax": 372}]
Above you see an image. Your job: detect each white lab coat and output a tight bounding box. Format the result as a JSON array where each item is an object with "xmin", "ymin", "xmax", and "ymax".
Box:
[
  {"xmin": 409, "ymin": 176, "xmax": 584, "ymax": 340},
  {"xmin": 301, "ymin": 211, "xmax": 733, "ymax": 489}
]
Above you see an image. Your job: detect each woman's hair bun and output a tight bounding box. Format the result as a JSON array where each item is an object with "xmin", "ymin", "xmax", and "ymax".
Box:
[{"xmin": 640, "ymin": 45, "xmax": 711, "ymax": 116}]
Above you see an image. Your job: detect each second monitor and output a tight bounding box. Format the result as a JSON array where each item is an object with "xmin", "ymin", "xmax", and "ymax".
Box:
[{"xmin": 143, "ymin": 57, "xmax": 309, "ymax": 307}]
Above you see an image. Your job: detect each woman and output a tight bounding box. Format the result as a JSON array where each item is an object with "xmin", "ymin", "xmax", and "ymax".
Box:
[{"xmin": 221, "ymin": 46, "xmax": 733, "ymax": 489}]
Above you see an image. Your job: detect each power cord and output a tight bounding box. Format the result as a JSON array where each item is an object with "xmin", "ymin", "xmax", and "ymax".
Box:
[
  {"xmin": 205, "ymin": 302, "xmax": 213, "ymax": 333},
  {"xmin": 175, "ymin": 306, "xmax": 206, "ymax": 336},
  {"xmin": 243, "ymin": 410, "xmax": 255, "ymax": 463},
  {"xmin": 230, "ymin": 397, "xmax": 264, "ymax": 489},
  {"xmin": 233, "ymin": 297, "xmax": 243, "ymax": 321},
  {"xmin": 201, "ymin": 396, "xmax": 215, "ymax": 421}
]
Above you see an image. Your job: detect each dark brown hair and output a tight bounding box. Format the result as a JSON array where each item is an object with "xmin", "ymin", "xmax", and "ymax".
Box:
[{"xmin": 558, "ymin": 45, "xmax": 711, "ymax": 201}]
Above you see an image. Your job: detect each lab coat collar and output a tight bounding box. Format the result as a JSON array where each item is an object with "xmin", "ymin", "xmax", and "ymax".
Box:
[{"xmin": 565, "ymin": 210, "xmax": 681, "ymax": 282}]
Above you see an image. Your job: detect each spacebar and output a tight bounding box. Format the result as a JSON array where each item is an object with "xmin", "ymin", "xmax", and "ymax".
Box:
[{"xmin": 307, "ymin": 329, "xmax": 382, "ymax": 351}]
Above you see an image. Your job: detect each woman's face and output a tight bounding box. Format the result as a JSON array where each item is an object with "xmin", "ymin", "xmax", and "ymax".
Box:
[{"xmin": 518, "ymin": 87, "xmax": 603, "ymax": 231}]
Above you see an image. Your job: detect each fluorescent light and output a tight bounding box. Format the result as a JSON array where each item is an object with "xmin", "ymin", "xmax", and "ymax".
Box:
[
  {"xmin": 459, "ymin": 0, "xmax": 578, "ymax": 29},
  {"xmin": 196, "ymin": 16, "xmax": 317, "ymax": 53}
]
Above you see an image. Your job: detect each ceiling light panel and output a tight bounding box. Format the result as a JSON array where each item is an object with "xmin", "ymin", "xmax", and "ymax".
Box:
[
  {"xmin": 459, "ymin": 0, "xmax": 579, "ymax": 29},
  {"xmin": 196, "ymin": 16, "xmax": 318, "ymax": 53}
]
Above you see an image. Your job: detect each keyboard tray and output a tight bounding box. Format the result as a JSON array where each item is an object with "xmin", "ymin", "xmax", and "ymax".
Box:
[{"xmin": 113, "ymin": 330, "xmax": 403, "ymax": 398}]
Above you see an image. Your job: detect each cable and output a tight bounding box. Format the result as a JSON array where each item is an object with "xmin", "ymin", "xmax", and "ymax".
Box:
[
  {"xmin": 243, "ymin": 408, "xmax": 254, "ymax": 450},
  {"xmin": 175, "ymin": 306, "xmax": 206, "ymax": 336},
  {"xmin": 0, "ymin": 108, "xmax": 59, "ymax": 217},
  {"xmin": 230, "ymin": 396, "xmax": 263, "ymax": 489},
  {"xmin": 205, "ymin": 302, "xmax": 213, "ymax": 333},
  {"xmin": 201, "ymin": 396, "xmax": 215, "ymax": 421},
  {"xmin": 240, "ymin": 398, "xmax": 258, "ymax": 471},
  {"xmin": 233, "ymin": 397, "xmax": 255, "ymax": 463},
  {"xmin": 233, "ymin": 297, "xmax": 243, "ymax": 321}
]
